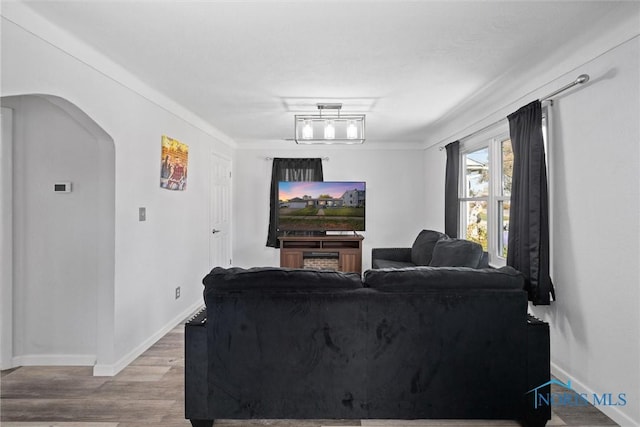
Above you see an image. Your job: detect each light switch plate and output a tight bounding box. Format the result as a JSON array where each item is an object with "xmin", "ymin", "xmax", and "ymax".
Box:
[{"xmin": 139, "ymin": 207, "xmax": 146, "ymax": 221}]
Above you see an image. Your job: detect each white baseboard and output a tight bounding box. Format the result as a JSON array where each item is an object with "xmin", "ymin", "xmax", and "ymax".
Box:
[
  {"xmin": 13, "ymin": 354, "xmax": 96, "ymax": 367},
  {"xmin": 551, "ymin": 362, "xmax": 638, "ymax": 427},
  {"xmin": 93, "ymin": 300, "xmax": 203, "ymax": 377}
]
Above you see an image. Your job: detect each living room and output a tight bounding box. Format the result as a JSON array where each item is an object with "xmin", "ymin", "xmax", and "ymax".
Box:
[{"xmin": 1, "ymin": 1, "xmax": 639, "ymax": 426}]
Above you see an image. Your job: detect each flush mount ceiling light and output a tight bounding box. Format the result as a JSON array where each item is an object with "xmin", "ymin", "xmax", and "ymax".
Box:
[{"xmin": 294, "ymin": 103, "xmax": 365, "ymax": 144}]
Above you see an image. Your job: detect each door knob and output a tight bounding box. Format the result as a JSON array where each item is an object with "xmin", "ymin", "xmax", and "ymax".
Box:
[{"xmin": 212, "ymin": 229, "xmax": 221, "ymax": 234}]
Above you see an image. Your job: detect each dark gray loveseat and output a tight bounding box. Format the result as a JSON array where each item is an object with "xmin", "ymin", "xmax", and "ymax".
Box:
[
  {"xmin": 185, "ymin": 266, "xmax": 551, "ymax": 426},
  {"xmin": 372, "ymin": 229, "xmax": 489, "ymax": 269}
]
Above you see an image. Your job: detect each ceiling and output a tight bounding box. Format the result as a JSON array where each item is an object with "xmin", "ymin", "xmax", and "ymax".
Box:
[{"xmin": 21, "ymin": 1, "xmax": 630, "ymax": 146}]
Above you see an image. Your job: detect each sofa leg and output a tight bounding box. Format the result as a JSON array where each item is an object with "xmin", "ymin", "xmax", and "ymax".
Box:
[
  {"xmin": 524, "ymin": 418, "xmax": 547, "ymax": 427},
  {"xmin": 189, "ymin": 419, "xmax": 214, "ymax": 427}
]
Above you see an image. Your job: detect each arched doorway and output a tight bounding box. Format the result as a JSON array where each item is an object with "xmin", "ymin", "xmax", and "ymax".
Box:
[{"xmin": 1, "ymin": 94, "xmax": 115, "ymax": 371}]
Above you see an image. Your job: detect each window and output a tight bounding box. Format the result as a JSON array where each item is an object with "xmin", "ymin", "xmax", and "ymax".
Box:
[{"xmin": 459, "ymin": 124, "xmax": 512, "ymax": 265}]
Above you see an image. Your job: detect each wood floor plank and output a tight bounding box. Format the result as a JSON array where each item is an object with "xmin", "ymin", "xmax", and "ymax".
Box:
[
  {"xmin": 0, "ymin": 423, "xmax": 119, "ymax": 427},
  {"xmin": 362, "ymin": 421, "xmax": 521, "ymax": 426},
  {"xmin": 2, "ymin": 366, "xmax": 94, "ymax": 379},
  {"xmin": 112, "ymin": 365, "xmax": 172, "ymax": 382},
  {"xmin": 130, "ymin": 355, "xmax": 184, "ymax": 367},
  {"xmin": 1, "ymin": 376, "xmax": 109, "ymax": 399},
  {"xmin": 93, "ymin": 380, "xmax": 183, "ymax": 401},
  {"xmin": 0, "ymin": 398, "xmax": 174, "ymax": 422}
]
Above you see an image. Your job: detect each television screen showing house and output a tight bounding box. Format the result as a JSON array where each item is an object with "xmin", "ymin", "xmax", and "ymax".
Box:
[{"xmin": 278, "ymin": 181, "xmax": 366, "ymax": 231}]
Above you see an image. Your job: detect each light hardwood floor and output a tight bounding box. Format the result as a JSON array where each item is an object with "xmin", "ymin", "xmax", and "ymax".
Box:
[{"xmin": 0, "ymin": 313, "xmax": 618, "ymax": 427}]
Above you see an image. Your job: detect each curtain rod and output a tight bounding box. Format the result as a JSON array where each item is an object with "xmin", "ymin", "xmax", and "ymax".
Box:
[
  {"xmin": 438, "ymin": 74, "xmax": 590, "ymax": 151},
  {"xmin": 266, "ymin": 157, "xmax": 329, "ymax": 161}
]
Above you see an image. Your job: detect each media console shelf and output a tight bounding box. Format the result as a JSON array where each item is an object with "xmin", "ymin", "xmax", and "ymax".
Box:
[{"xmin": 278, "ymin": 234, "xmax": 364, "ymax": 273}]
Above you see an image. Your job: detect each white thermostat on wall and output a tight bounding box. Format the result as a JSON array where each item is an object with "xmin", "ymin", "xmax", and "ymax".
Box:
[{"xmin": 53, "ymin": 182, "xmax": 72, "ymax": 193}]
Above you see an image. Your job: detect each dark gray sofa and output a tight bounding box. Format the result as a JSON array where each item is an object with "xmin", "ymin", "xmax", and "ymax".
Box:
[{"xmin": 185, "ymin": 266, "xmax": 551, "ymax": 426}]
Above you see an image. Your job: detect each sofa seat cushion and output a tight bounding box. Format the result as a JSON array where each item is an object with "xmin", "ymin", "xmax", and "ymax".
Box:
[
  {"xmin": 429, "ymin": 238, "xmax": 483, "ymax": 268},
  {"xmin": 371, "ymin": 259, "xmax": 417, "ymax": 269},
  {"xmin": 363, "ymin": 266, "xmax": 525, "ymax": 291},
  {"xmin": 203, "ymin": 266, "xmax": 363, "ymax": 291},
  {"xmin": 410, "ymin": 230, "xmax": 448, "ymax": 266}
]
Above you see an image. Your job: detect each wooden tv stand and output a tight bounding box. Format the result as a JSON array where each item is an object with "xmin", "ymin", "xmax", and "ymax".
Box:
[{"xmin": 278, "ymin": 234, "xmax": 364, "ymax": 273}]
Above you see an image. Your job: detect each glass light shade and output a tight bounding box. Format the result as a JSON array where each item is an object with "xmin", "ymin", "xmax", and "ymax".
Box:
[
  {"xmin": 347, "ymin": 121, "xmax": 358, "ymax": 139},
  {"xmin": 324, "ymin": 120, "xmax": 335, "ymax": 139},
  {"xmin": 302, "ymin": 120, "xmax": 313, "ymax": 139}
]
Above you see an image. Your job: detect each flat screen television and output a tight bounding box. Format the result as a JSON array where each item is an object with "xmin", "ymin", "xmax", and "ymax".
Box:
[{"xmin": 278, "ymin": 181, "xmax": 366, "ymax": 232}]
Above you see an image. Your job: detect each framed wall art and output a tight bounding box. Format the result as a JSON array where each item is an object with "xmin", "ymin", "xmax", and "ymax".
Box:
[{"xmin": 160, "ymin": 135, "xmax": 188, "ymax": 191}]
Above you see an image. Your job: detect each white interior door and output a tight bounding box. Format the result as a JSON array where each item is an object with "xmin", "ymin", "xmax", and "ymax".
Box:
[{"xmin": 209, "ymin": 153, "xmax": 232, "ymax": 268}]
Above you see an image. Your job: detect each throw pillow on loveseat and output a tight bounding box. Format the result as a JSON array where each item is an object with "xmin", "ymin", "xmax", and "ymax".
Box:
[{"xmin": 429, "ymin": 238, "xmax": 484, "ymax": 268}]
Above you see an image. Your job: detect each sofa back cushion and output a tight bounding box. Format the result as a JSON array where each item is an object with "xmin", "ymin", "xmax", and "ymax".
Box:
[
  {"xmin": 205, "ymin": 279, "xmax": 370, "ymax": 419},
  {"xmin": 429, "ymin": 238, "xmax": 483, "ymax": 268},
  {"xmin": 203, "ymin": 266, "xmax": 363, "ymax": 291},
  {"xmin": 363, "ymin": 266, "xmax": 524, "ymax": 291},
  {"xmin": 410, "ymin": 230, "xmax": 448, "ymax": 266}
]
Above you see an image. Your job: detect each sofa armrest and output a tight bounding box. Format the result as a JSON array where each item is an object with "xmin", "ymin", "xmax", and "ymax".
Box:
[
  {"xmin": 185, "ymin": 307, "xmax": 211, "ymax": 423},
  {"xmin": 371, "ymin": 247, "xmax": 412, "ymax": 263},
  {"xmin": 524, "ymin": 315, "xmax": 551, "ymax": 426}
]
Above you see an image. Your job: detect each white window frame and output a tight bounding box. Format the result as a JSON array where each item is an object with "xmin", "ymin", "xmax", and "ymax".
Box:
[{"xmin": 459, "ymin": 121, "xmax": 510, "ymax": 267}]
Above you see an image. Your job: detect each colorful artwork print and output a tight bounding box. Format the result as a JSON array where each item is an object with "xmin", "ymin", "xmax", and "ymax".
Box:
[{"xmin": 160, "ymin": 135, "xmax": 188, "ymax": 191}]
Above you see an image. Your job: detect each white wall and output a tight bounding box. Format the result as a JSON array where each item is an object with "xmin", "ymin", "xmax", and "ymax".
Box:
[
  {"xmin": 423, "ymin": 33, "xmax": 640, "ymax": 427},
  {"xmin": 1, "ymin": 107, "xmax": 14, "ymax": 369},
  {"xmin": 1, "ymin": 4, "xmax": 234, "ymax": 374},
  {"xmin": 233, "ymin": 146, "xmax": 427, "ymax": 270}
]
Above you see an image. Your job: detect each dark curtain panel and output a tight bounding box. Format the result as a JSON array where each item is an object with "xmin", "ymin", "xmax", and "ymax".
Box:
[
  {"xmin": 266, "ymin": 158, "xmax": 324, "ymax": 248},
  {"xmin": 444, "ymin": 141, "xmax": 460, "ymax": 238},
  {"xmin": 507, "ymin": 101, "xmax": 555, "ymax": 305}
]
